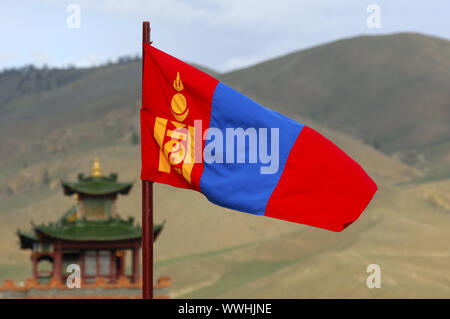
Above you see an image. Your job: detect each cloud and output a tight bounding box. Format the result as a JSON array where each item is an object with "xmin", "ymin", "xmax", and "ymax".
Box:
[
  {"xmin": 75, "ymin": 0, "xmax": 345, "ymax": 33},
  {"xmin": 77, "ymin": 0, "xmax": 210, "ymax": 23},
  {"xmin": 0, "ymin": 52, "xmax": 20, "ymax": 62},
  {"xmin": 33, "ymin": 51, "xmax": 51, "ymax": 66},
  {"xmin": 0, "ymin": 0, "xmax": 448, "ymax": 71},
  {"xmin": 221, "ymin": 55, "xmax": 262, "ymax": 72},
  {"xmin": 218, "ymin": 34, "xmax": 306, "ymax": 72}
]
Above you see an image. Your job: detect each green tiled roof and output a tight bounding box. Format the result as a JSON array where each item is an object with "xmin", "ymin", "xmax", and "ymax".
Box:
[
  {"xmin": 62, "ymin": 173, "xmax": 133, "ymax": 196},
  {"xmin": 18, "ymin": 219, "xmax": 164, "ymax": 244},
  {"xmin": 35, "ymin": 219, "xmax": 142, "ymax": 241},
  {"xmin": 17, "ymin": 169, "xmax": 164, "ymax": 247}
]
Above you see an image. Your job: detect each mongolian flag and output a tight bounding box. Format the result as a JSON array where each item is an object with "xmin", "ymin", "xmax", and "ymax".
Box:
[{"xmin": 140, "ymin": 43, "xmax": 377, "ymax": 232}]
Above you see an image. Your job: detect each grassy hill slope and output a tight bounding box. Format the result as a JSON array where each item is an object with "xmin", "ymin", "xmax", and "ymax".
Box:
[
  {"xmin": 0, "ymin": 33, "xmax": 449, "ymax": 298},
  {"xmin": 222, "ymin": 33, "xmax": 450, "ymax": 170}
]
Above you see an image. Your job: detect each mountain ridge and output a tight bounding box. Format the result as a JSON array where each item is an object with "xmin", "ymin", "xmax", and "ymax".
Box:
[
  {"xmin": 0, "ymin": 32, "xmax": 449, "ymax": 298},
  {"xmin": 221, "ymin": 33, "xmax": 450, "ymax": 165}
]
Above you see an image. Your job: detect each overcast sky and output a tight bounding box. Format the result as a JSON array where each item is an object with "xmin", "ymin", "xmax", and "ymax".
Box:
[{"xmin": 0, "ymin": 0, "xmax": 448, "ymax": 73}]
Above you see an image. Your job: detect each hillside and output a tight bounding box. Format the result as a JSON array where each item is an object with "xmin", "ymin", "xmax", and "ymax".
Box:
[
  {"xmin": 0, "ymin": 59, "xmax": 141, "ymax": 164},
  {"xmin": 222, "ymin": 33, "xmax": 450, "ymax": 173},
  {"xmin": 2, "ymin": 34, "xmax": 449, "ymax": 177},
  {"xmin": 0, "ymin": 33, "xmax": 449, "ymax": 298}
]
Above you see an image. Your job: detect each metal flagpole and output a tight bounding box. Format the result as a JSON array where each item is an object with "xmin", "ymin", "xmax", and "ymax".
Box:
[{"xmin": 142, "ymin": 21, "xmax": 154, "ymax": 300}]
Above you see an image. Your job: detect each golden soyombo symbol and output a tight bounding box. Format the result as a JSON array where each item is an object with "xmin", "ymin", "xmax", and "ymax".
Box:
[
  {"xmin": 153, "ymin": 72, "xmax": 195, "ymax": 184},
  {"xmin": 171, "ymin": 72, "xmax": 189, "ymax": 121}
]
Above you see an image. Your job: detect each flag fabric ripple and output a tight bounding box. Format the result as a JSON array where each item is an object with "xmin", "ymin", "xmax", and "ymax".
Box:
[{"xmin": 141, "ymin": 43, "xmax": 377, "ymax": 232}]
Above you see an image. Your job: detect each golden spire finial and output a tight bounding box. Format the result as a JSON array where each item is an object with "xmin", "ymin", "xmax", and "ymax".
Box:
[{"xmin": 92, "ymin": 157, "xmax": 102, "ymax": 177}]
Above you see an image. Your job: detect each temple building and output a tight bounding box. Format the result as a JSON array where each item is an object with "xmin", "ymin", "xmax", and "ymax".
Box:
[{"xmin": 3, "ymin": 159, "xmax": 169, "ymax": 298}]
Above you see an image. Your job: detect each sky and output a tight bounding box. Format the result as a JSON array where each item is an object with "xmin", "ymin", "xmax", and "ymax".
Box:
[{"xmin": 0, "ymin": 0, "xmax": 448, "ymax": 73}]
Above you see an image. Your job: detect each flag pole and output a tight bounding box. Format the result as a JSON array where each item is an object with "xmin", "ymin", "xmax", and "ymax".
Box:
[{"xmin": 142, "ymin": 21, "xmax": 153, "ymax": 300}]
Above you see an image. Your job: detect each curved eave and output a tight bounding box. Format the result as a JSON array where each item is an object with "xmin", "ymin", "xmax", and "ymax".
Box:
[
  {"xmin": 17, "ymin": 230, "xmax": 38, "ymax": 249},
  {"xmin": 34, "ymin": 227, "xmax": 141, "ymax": 242},
  {"xmin": 62, "ymin": 181, "xmax": 133, "ymax": 196},
  {"xmin": 154, "ymin": 223, "xmax": 164, "ymax": 241},
  {"xmin": 33, "ymin": 223, "xmax": 163, "ymax": 243}
]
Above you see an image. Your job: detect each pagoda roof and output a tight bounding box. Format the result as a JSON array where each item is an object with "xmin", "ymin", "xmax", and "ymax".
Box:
[
  {"xmin": 18, "ymin": 214, "xmax": 164, "ymax": 247},
  {"xmin": 62, "ymin": 173, "xmax": 133, "ymax": 196},
  {"xmin": 35, "ymin": 218, "xmax": 142, "ymax": 241}
]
